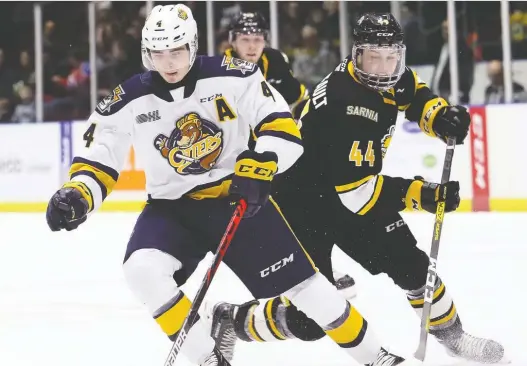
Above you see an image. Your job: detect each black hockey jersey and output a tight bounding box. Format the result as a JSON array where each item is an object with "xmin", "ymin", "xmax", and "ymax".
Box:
[
  {"xmin": 283, "ymin": 58, "xmax": 449, "ymax": 216},
  {"xmin": 224, "ymin": 47, "xmax": 308, "ymax": 108}
]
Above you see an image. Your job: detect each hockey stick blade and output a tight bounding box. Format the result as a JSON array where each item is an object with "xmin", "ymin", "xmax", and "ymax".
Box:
[
  {"xmin": 163, "ymin": 199, "xmax": 248, "ymax": 366},
  {"xmin": 414, "ymin": 137, "xmax": 456, "ymax": 362}
]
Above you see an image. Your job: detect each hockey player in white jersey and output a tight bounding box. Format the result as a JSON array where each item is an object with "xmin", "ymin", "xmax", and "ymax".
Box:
[{"xmin": 46, "ymin": 4, "xmax": 419, "ymax": 366}]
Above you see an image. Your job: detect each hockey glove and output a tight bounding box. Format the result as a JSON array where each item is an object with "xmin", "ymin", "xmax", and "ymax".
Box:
[
  {"xmin": 432, "ymin": 105, "xmax": 470, "ymax": 145},
  {"xmin": 229, "ymin": 150, "xmax": 278, "ymax": 218},
  {"xmin": 46, "ymin": 184, "xmax": 90, "ymax": 231},
  {"xmin": 404, "ymin": 176, "xmax": 460, "ymax": 214}
]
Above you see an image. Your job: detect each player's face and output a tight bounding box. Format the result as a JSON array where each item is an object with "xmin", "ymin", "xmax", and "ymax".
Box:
[
  {"xmin": 232, "ymin": 34, "xmax": 266, "ymax": 63},
  {"xmin": 360, "ymin": 48, "xmax": 400, "ymax": 76},
  {"xmin": 150, "ymin": 46, "xmax": 191, "ymax": 83}
]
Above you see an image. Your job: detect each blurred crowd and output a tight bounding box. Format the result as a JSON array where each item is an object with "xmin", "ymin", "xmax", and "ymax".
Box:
[{"xmin": 1, "ymin": 1, "xmax": 527, "ymax": 124}]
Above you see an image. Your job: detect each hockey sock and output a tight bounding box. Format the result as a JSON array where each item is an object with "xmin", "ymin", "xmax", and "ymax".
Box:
[
  {"xmin": 153, "ymin": 291, "xmax": 215, "ymax": 364},
  {"xmin": 407, "ymin": 276, "xmax": 460, "ymax": 337},
  {"xmin": 233, "ymin": 296, "xmax": 326, "ymax": 342},
  {"xmin": 283, "ymin": 273, "xmax": 382, "ymax": 365},
  {"xmin": 154, "ymin": 291, "xmax": 192, "ymax": 338}
]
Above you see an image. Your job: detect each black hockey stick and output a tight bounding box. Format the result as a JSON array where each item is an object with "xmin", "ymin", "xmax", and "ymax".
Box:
[
  {"xmin": 163, "ymin": 199, "xmax": 247, "ymax": 366},
  {"xmin": 414, "ymin": 136, "xmax": 456, "ymax": 362}
]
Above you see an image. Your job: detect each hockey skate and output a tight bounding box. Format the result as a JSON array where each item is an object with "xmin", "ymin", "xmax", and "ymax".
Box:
[
  {"xmin": 334, "ymin": 270, "xmax": 357, "ymax": 300},
  {"xmin": 200, "ymin": 346, "xmax": 231, "ymax": 366},
  {"xmin": 435, "ymin": 319, "xmax": 508, "ymax": 364},
  {"xmin": 209, "ymin": 302, "xmax": 239, "ymax": 362}
]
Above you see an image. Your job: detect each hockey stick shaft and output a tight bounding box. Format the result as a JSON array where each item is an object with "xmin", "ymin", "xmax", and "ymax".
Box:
[
  {"xmin": 414, "ymin": 137, "xmax": 456, "ymax": 361},
  {"xmin": 163, "ymin": 199, "xmax": 247, "ymax": 366}
]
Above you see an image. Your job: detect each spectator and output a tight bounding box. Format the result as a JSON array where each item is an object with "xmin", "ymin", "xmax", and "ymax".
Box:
[
  {"xmin": 12, "ymin": 50, "xmax": 35, "ymax": 98},
  {"xmin": 279, "ymin": 2, "xmax": 303, "ymax": 57},
  {"xmin": 430, "ymin": 19, "xmax": 474, "ymax": 104},
  {"xmin": 292, "ymin": 25, "xmax": 339, "ymax": 89},
  {"xmin": 11, "ymin": 85, "xmax": 35, "ymax": 123},
  {"xmin": 321, "ymin": 1, "xmax": 341, "ymax": 50},
  {"xmin": 51, "ymin": 49, "xmax": 90, "ymax": 91},
  {"xmin": 484, "ymin": 60, "xmax": 527, "ymax": 104},
  {"xmin": 0, "ymin": 48, "xmax": 16, "ymax": 122},
  {"xmin": 400, "ymin": 2, "xmax": 427, "ymax": 65}
]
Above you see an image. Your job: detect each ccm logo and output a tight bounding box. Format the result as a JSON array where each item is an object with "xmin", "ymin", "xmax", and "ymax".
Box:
[
  {"xmin": 385, "ymin": 219, "xmax": 406, "ymax": 232},
  {"xmin": 377, "ymin": 32, "xmax": 393, "ymax": 36},
  {"xmin": 423, "ymin": 258, "xmax": 438, "ymax": 303},
  {"xmin": 260, "ymin": 253, "xmax": 294, "ymax": 277},
  {"xmin": 471, "ymin": 113, "xmax": 487, "ymax": 190},
  {"xmin": 239, "ymin": 164, "xmax": 274, "ymax": 178}
]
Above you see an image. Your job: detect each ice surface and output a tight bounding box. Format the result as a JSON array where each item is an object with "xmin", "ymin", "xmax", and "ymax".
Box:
[{"xmin": 0, "ymin": 212, "xmax": 525, "ymax": 366}]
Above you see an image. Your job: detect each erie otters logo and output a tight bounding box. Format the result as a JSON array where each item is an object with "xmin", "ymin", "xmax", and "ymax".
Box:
[{"xmin": 154, "ymin": 113, "xmax": 223, "ymax": 175}]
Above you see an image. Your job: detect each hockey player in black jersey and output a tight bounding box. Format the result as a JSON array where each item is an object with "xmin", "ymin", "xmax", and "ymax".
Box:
[
  {"xmin": 226, "ymin": 11, "xmax": 357, "ymax": 299},
  {"xmin": 209, "ymin": 13, "xmax": 508, "ymax": 365},
  {"xmin": 224, "ymin": 12, "xmax": 309, "ymax": 120}
]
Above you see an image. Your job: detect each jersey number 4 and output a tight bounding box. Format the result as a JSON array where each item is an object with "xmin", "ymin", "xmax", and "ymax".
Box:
[
  {"xmin": 261, "ymin": 81, "xmax": 276, "ymax": 102},
  {"xmin": 349, "ymin": 141, "xmax": 375, "ymax": 167},
  {"xmin": 83, "ymin": 123, "xmax": 96, "ymax": 148}
]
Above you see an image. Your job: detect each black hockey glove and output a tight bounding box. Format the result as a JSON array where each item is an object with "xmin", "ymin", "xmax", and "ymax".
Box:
[
  {"xmin": 229, "ymin": 150, "xmax": 278, "ymax": 219},
  {"xmin": 432, "ymin": 105, "xmax": 470, "ymax": 145},
  {"xmin": 404, "ymin": 176, "xmax": 460, "ymax": 214},
  {"xmin": 46, "ymin": 184, "xmax": 90, "ymax": 231}
]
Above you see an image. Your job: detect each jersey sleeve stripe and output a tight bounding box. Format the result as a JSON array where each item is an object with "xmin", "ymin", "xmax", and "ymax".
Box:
[
  {"xmin": 69, "ymin": 157, "xmax": 119, "ymax": 200},
  {"xmin": 335, "ymin": 175, "xmax": 375, "ymax": 193},
  {"xmin": 257, "ymin": 130, "xmax": 301, "ymax": 145},
  {"xmin": 356, "ymin": 176, "xmax": 384, "ymax": 215},
  {"xmin": 71, "ymin": 157, "xmax": 119, "ymax": 181},
  {"xmin": 69, "ymin": 174, "xmax": 103, "ymax": 211},
  {"xmin": 255, "ymin": 111, "xmax": 295, "ymax": 132},
  {"xmin": 254, "ymin": 112, "xmax": 301, "ymax": 143},
  {"xmin": 292, "ymin": 83, "xmax": 308, "ymax": 106},
  {"xmin": 337, "ymin": 176, "xmax": 384, "ymax": 215},
  {"xmin": 337, "ymin": 176, "xmax": 378, "ymax": 213},
  {"xmin": 71, "ymin": 170, "xmax": 109, "ymax": 201}
]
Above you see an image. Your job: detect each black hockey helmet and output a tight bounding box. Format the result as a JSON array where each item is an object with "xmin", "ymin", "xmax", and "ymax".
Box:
[
  {"xmin": 351, "ymin": 13, "xmax": 406, "ymax": 91},
  {"xmin": 229, "ymin": 12, "xmax": 269, "ymax": 43}
]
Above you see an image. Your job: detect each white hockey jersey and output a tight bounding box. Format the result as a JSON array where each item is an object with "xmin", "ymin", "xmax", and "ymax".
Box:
[{"xmin": 68, "ymin": 55, "xmax": 303, "ymax": 212}]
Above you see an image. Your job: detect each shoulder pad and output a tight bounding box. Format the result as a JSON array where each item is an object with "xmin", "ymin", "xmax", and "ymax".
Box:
[
  {"xmin": 197, "ymin": 55, "xmax": 259, "ymax": 79},
  {"xmin": 96, "ymin": 72, "xmax": 152, "ymax": 116}
]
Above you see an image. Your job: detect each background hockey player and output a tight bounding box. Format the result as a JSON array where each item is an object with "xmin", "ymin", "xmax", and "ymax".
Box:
[
  {"xmin": 225, "ymin": 12, "xmax": 309, "ymax": 121},
  {"xmin": 226, "ymin": 11, "xmax": 356, "ymax": 297},
  {"xmin": 210, "ymin": 13, "xmax": 508, "ymax": 365},
  {"xmin": 45, "ymin": 5, "xmax": 417, "ymax": 366}
]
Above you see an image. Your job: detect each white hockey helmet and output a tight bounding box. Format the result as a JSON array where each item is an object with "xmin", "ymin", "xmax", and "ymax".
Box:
[{"xmin": 142, "ymin": 4, "xmax": 198, "ymax": 72}]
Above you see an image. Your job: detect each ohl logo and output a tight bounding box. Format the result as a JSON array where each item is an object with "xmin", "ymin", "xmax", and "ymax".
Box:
[{"xmin": 154, "ymin": 112, "xmax": 223, "ymax": 175}]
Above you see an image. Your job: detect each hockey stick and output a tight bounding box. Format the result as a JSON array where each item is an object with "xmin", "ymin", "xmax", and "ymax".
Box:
[
  {"xmin": 414, "ymin": 136, "xmax": 456, "ymax": 362},
  {"xmin": 163, "ymin": 199, "xmax": 247, "ymax": 366}
]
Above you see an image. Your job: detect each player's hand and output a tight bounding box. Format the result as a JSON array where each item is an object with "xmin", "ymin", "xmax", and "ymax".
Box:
[
  {"xmin": 405, "ymin": 176, "xmax": 460, "ymax": 214},
  {"xmin": 432, "ymin": 105, "xmax": 470, "ymax": 145},
  {"xmin": 229, "ymin": 150, "xmax": 278, "ymax": 218},
  {"xmin": 46, "ymin": 186, "xmax": 89, "ymax": 231}
]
